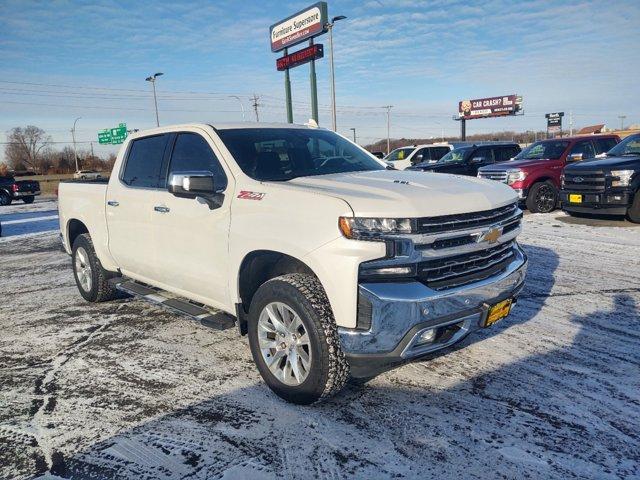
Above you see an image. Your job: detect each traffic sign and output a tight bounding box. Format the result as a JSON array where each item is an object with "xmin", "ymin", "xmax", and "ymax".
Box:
[{"xmin": 98, "ymin": 123, "xmax": 128, "ymax": 144}]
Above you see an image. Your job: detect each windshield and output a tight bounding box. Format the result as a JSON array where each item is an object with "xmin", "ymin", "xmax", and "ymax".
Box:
[
  {"xmin": 217, "ymin": 128, "xmax": 385, "ymax": 181},
  {"xmin": 437, "ymin": 147, "xmax": 471, "ymax": 164},
  {"xmin": 515, "ymin": 140, "xmax": 569, "ymax": 160},
  {"xmin": 606, "ymin": 134, "xmax": 640, "ymax": 156},
  {"xmin": 384, "ymin": 147, "xmax": 415, "ymax": 162}
]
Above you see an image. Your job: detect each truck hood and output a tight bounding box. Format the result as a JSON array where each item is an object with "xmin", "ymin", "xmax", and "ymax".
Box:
[
  {"xmin": 565, "ymin": 155, "xmax": 640, "ymax": 171},
  {"xmin": 480, "ymin": 158, "xmax": 561, "ymax": 170},
  {"xmin": 284, "ymin": 170, "xmax": 517, "ymax": 217}
]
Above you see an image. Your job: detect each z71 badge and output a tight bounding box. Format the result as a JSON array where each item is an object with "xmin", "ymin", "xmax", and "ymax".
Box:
[{"xmin": 237, "ymin": 191, "xmax": 266, "ymax": 200}]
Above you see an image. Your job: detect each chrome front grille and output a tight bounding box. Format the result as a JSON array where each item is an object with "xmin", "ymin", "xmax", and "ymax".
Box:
[
  {"xmin": 417, "ymin": 203, "xmax": 518, "ymax": 234},
  {"xmin": 563, "ymin": 170, "xmax": 605, "ymax": 192},
  {"xmin": 418, "ymin": 241, "xmax": 516, "ymax": 290},
  {"xmin": 478, "ymin": 170, "xmax": 508, "ymax": 183}
]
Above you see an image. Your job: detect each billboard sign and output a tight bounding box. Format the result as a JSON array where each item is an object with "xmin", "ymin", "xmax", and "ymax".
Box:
[
  {"xmin": 270, "ymin": 2, "xmax": 328, "ymax": 52},
  {"xmin": 98, "ymin": 123, "xmax": 128, "ymax": 145},
  {"xmin": 458, "ymin": 95, "xmax": 521, "ymax": 120},
  {"xmin": 277, "ymin": 44, "xmax": 324, "ymax": 71},
  {"xmin": 546, "ymin": 112, "xmax": 564, "ymax": 127}
]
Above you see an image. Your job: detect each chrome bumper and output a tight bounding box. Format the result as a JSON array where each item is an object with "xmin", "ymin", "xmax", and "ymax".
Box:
[
  {"xmin": 13, "ymin": 190, "xmax": 40, "ymax": 197},
  {"xmin": 339, "ymin": 245, "xmax": 527, "ymax": 377}
]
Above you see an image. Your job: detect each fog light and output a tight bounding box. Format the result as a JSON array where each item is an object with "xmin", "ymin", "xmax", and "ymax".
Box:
[{"xmin": 416, "ymin": 328, "xmax": 436, "ymax": 345}]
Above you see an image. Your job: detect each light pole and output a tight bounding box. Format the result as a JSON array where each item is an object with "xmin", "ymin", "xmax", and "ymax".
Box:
[
  {"xmin": 326, "ymin": 15, "xmax": 346, "ymax": 132},
  {"xmin": 229, "ymin": 95, "xmax": 246, "ymax": 121},
  {"xmin": 350, "ymin": 127, "xmax": 356, "ymax": 143},
  {"xmin": 618, "ymin": 115, "xmax": 627, "ymax": 131},
  {"xmin": 71, "ymin": 117, "xmax": 81, "ymax": 172},
  {"xmin": 145, "ymin": 72, "xmax": 164, "ymax": 127},
  {"xmin": 383, "ymin": 105, "xmax": 393, "ymax": 154}
]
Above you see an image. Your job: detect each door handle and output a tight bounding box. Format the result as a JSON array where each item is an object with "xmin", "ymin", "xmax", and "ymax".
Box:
[
  {"xmin": 154, "ymin": 206, "xmax": 170, "ymax": 213},
  {"xmin": 107, "ymin": 200, "xmax": 119, "ymax": 207}
]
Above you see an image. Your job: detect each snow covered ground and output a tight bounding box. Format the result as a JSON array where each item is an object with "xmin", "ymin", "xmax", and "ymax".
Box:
[{"xmin": 0, "ymin": 200, "xmax": 639, "ymax": 479}]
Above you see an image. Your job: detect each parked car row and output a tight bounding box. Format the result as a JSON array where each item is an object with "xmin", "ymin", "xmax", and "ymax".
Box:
[{"xmin": 0, "ymin": 175, "xmax": 41, "ymax": 206}]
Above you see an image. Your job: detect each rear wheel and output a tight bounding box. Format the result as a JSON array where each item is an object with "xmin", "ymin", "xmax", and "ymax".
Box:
[
  {"xmin": 22, "ymin": 196, "xmax": 34, "ymax": 204},
  {"xmin": 526, "ymin": 181, "xmax": 558, "ymax": 213},
  {"xmin": 72, "ymin": 233, "xmax": 119, "ymax": 302},
  {"xmin": 247, "ymin": 273, "xmax": 349, "ymax": 404},
  {"xmin": 627, "ymin": 191, "xmax": 640, "ymax": 223},
  {"xmin": 0, "ymin": 190, "xmax": 12, "ymax": 206}
]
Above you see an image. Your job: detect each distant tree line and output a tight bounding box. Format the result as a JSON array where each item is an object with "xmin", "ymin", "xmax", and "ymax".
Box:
[{"xmin": 2, "ymin": 126, "xmax": 116, "ymax": 175}]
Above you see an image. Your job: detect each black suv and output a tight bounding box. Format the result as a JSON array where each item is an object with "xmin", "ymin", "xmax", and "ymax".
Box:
[
  {"xmin": 407, "ymin": 143, "xmax": 521, "ymax": 176},
  {"xmin": 561, "ymin": 133, "xmax": 640, "ymax": 222}
]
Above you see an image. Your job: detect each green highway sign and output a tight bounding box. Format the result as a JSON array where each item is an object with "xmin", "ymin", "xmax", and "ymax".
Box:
[{"xmin": 98, "ymin": 123, "xmax": 128, "ymax": 144}]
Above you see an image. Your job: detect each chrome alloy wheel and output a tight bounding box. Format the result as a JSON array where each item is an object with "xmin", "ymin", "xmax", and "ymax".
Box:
[
  {"xmin": 74, "ymin": 246, "xmax": 93, "ymax": 292},
  {"xmin": 258, "ymin": 302, "xmax": 312, "ymax": 386}
]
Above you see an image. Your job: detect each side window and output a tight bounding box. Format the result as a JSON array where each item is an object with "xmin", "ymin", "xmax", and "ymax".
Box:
[
  {"xmin": 594, "ymin": 138, "xmax": 617, "ymax": 154},
  {"xmin": 412, "ymin": 148, "xmax": 427, "ymax": 164},
  {"xmin": 169, "ymin": 133, "xmax": 228, "ymax": 190},
  {"xmin": 570, "ymin": 140, "xmax": 596, "ymax": 160},
  {"xmin": 433, "ymin": 147, "xmax": 450, "ymax": 160},
  {"xmin": 495, "ymin": 146, "xmax": 517, "ymax": 162},
  {"xmin": 122, "ymin": 134, "xmax": 169, "ymax": 188},
  {"xmin": 473, "ymin": 147, "xmax": 494, "ymax": 163}
]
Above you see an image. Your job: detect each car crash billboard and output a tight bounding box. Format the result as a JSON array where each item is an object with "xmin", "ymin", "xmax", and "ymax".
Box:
[
  {"xmin": 458, "ymin": 95, "xmax": 521, "ymax": 120},
  {"xmin": 270, "ymin": 2, "xmax": 328, "ymax": 52}
]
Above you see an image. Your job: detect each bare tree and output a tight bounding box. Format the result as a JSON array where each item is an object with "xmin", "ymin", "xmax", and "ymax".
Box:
[
  {"xmin": 4, "ymin": 126, "xmax": 52, "ymax": 173},
  {"xmin": 0, "ymin": 163, "xmax": 9, "ymax": 176}
]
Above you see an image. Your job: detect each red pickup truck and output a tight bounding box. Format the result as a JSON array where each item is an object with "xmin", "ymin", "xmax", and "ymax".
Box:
[{"xmin": 477, "ymin": 134, "xmax": 620, "ymax": 213}]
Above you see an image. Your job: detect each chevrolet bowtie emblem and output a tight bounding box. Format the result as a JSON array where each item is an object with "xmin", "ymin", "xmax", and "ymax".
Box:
[
  {"xmin": 479, "ymin": 227, "xmax": 502, "ymax": 244},
  {"xmin": 573, "ymin": 177, "xmax": 584, "ymax": 183}
]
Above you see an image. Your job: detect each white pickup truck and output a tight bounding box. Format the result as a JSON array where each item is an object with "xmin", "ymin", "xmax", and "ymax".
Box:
[{"xmin": 58, "ymin": 123, "xmax": 527, "ymax": 404}]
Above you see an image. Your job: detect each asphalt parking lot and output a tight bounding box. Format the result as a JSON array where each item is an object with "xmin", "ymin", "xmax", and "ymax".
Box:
[{"xmin": 1, "ymin": 200, "xmax": 639, "ymax": 479}]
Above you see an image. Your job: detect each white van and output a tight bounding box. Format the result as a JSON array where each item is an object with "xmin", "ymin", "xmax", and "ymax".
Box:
[{"xmin": 384, "ymin": 143, "xmax": 453, "ymax": 170}]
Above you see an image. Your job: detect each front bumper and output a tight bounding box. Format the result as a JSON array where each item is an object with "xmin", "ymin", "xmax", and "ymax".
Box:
[
  {"xmin": 561, "ymin": 189, "xmax": 632, "ymax": 216},
  {"xmin": 12, "ymin": 190, "xmax": 41, "ymax": 198},
  {"xmin": 339, "ymin": 245, "xmax": 527, "ymax": 377}
]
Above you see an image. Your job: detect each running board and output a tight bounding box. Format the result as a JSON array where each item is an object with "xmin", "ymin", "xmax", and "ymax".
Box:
[{"xmin": 114, "ymin": 279, "xmax": 235, "ymax": 331}]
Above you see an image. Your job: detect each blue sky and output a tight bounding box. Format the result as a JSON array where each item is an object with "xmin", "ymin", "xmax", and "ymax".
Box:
[{"xmin": 1, "ymin": 0, "xmax": 639, "ymax": 159}]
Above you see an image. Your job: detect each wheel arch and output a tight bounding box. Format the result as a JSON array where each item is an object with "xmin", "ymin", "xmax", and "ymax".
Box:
[
  {"xmin": 235, "ymin": 250, "xmax": 319, "ymax": 333},
  {"xmin": 67, "ymin": 218, "xmax": 89, "ymax": 249}
]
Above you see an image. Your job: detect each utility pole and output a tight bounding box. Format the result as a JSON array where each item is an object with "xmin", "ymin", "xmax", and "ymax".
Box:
[
  {"xmin": 251, "ymin": 94, "xmax": 261, "ymax": 122},
  {"xmin": 350, "ymin": 128, "xmax": 356, "ymax": 143},
  {"xmin": 71, "ymin": 117, "xmax": 81, "ymax": 172},
  {"xmin": 569, "ymin": 110, "xmax": 573, "ymax": 136},
  {"xmin": 145, "ymin": 72, "xmax": 164, "ymax": 127},
  {"xmin": 618, "ymin": 115, "xmax": 627, "ymax": 131},
  {"xmin": 326, "ymin": 15, "xmax": 347, "ymax": 131},
  {"xmin": 308, "ymin": 40, "xmax": 318, "ymax": 124},
  {"xmin": 383, "ymin": 105, "xmax": 393, "ymax": 154},
  {"xmin": 90, "ymin": 142, "xmax": 94, "ymax": 158}
]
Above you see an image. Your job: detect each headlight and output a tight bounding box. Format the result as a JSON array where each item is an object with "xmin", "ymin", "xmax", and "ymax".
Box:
[
  {"xmin": 506, "ymin": 170, "xmax": 527, "ymax": 185},
  {"xmin": 338, "ymin": 217, "xmax": 414, "ymax": 240},
  {"xmin": 611, "ymin": 170, "xmax": 635, "ymax": 187}
]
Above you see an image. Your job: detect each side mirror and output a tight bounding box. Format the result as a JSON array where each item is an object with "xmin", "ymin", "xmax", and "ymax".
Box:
[
  {"xmin": 470, "ymin": 156, "xmax": 486, "ymax": 164},
  {"xmin": 415, "ymin": 154, "xmax": 424, "ymax": 161},
  {"xmin": 168, "ymin": 171, "xmax": 223, "ymax": 209},
  {"xmin": 568, "ymin": 153, "xmax": 583, "ymax": 162}
]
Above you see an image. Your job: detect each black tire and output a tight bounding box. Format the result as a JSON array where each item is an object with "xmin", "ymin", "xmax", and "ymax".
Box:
[
  {"xmin": 247, "ymin": 273, "xmax": 349, "ymax": 404},
  {"xmin": 22, "ymin": 196, "xmax": 35, "ymax": 204},
  {"xmin": 526, "ymin": 180, "xmax": 558, "ymax": 213},
  {"xmin": 72, "ymin": 233, "xmax": 119, "ymax": 302},
  {"xmin": 0, "ymin": 190, "xmax": 12, "ymax": 206},
  {"xmin": 627, "ymin": 191, "xmax": 640, "ymax": 224}
]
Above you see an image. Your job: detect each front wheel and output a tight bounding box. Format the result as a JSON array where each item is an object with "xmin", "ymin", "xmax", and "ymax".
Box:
[
  {"xmin": 247, "ymin": 273, "xmax": 349, "ymax": 404},
  {"xmin": 22, "ymin": 196, "xmax": 34, "ymax": 204},
  {"xmin": 627, "ymin": 191, "xmax": 640, "ymax": 223},
  {"xmin": 526, "ymin": 180, "xmax": 558, "ymax": 213},
  {"xmin": 0, "ymin": 190, "xmax": 12, "ymax": 206}
]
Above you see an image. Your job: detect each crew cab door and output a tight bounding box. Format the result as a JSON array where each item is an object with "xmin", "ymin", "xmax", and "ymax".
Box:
[
  {"xmin": 466, "ymin": 146, "xmax": 495, "ymax": 176},
  {"xmin": 151, "ymin": 130, "xmax": 233, "ymax": 308},
  {"xmin": 106, "ymin": 133, "xmax": 171, "ymax": 280}
]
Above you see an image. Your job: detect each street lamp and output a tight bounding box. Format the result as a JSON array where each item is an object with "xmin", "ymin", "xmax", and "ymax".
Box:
[
  {"xmin": 326, "ymin": 15, "xmax": 346, "ymax": 132},
  {"xmin": 71, "ymin": 117, "xmax": 81, "ymax": 172},
  {"xmin": 229, "ymin": 95, "xmax": 246, "ymax": 121},
  {"xmin": 145, "ymin": 72, "xmax": 164, "ymax": 127},
  {"xmin": 350, "ymin": 127, "xmax": 356, "ymax": 143}
]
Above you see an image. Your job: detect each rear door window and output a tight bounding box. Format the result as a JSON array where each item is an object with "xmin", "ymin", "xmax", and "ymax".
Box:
[
  {"xmin": 472, "ymin": 147, "xmax": 494, "ymax": 163},
  {"xmin": 168, "ymin": 133, "xmax": 228, "ymax": 190},
  {"xmin": 121, "ymin": 134, "xmax": 170, "ymax": 188}
]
